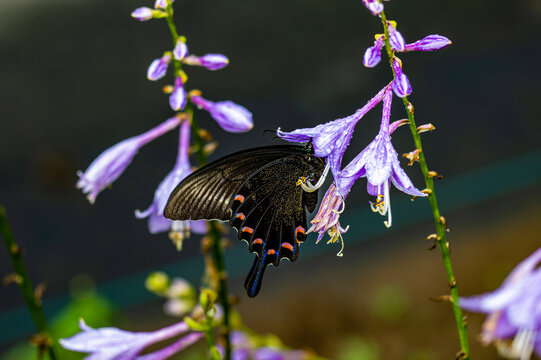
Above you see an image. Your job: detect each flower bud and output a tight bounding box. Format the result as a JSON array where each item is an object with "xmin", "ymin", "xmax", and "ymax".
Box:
[
  {"xmin": 147, "ymin": 53, "xmax": 172, "ymax": 81},
  {"xmin": 173, "ymin": 40, "xmax": 188, "ymax": 61},
  {"xmin": 392, "ymin": 58, "xmax": 412, "ymax": 97},
  {"xmin": 145, "ymin": 272, "xmax": 170, "ymax": 295},
  {"xmin": 388, "ymin": 22, "xmax": 406, "ymax": 52},
  {"xmin": 169, "ymin": 77, "xmax": 187, "ymax": 111},
  {"xmin": 362, "ymin": 0, "xmax": 383, "ymax": 15},
  {"xmin": 191, "ymin": 94, "xmax": 253, "ymax": 133},
  {"xmin": 131, "ymin": 7, "xmax": 155, "ymax": 21},
  {"xmin": 154, "ymin": 0, "xmax": 174, "ymax": 9},
  {"xmin": 363, "ymin": 36, "xmax": 384, "ymax": 68},
  {"xmin": 183, "ymin": 54, "xmax": 229, "ymax": 71}
]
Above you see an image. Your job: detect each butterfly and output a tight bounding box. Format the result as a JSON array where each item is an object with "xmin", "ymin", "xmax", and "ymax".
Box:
[{"xmin": 164, "ymin": 144, "xmax": 326, "ymax": 297}]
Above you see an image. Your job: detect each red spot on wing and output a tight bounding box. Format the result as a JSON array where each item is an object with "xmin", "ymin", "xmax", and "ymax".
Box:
[
  {"xmin": 234, "ymin": 195, "xmax": 245, "ymax": 203},
  {"xmin": 267, "ymin": 249, "xmax": 276, "ymax": 255},
  {"xmin": 241, "ymin": 226, "xmax": 254, "ymax": 234},
  {"xmin": 295, "ymin": 226, "xmax": 305, "ymax": 240},
  {"xmin": 252, "ymin": 238, "xmax": 264, "ymax": 245},
  {"xmin": 235, "ymin": 213, "xmax": 246, "ymax": 220}
]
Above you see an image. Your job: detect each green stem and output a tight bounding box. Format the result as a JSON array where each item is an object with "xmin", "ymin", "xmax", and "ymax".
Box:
[
  {"xmin": 0, "ymin": 205, "xmax": 57, "ymax": 360},
  {"xmin": 379, "ymin": 11, "xmax": 470, "ymax": 359},
  {"xmin": 187, "ymin": 104, "xmax": 232, "ymax": 360}
]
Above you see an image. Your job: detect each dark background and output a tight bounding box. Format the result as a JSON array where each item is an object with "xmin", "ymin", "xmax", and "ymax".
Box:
[{"xmin": 1, "ymin": 0, "xmax": 540, "ymax": 358}]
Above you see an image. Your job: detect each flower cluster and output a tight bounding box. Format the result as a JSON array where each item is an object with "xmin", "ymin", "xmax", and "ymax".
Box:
[
  {"xmin": 460, "ymin": 248, "xmax": 541, "ymax": 360},
  {"xmin": 77, "ymin": 0, "xmax": 254, "ymax": 239},
  {"xmin": 60, "ymin": 319, "xmax": 204, "ymax": 360},
  {"xmin": 279, "ymin": 83, "xmax": 426, "ymax": 246},
  {"xmin": 278, "ymin": 5, "xmax": 452, "ymax": 251},
  {"xmin": 362, "ymin": 22, "xmax": 451, "ymax": 98}
]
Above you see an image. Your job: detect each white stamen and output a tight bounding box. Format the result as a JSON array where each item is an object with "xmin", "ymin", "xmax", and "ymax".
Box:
[
  {"xmin": 383, "ymin": 181, "xmax": 392, "ymax": 228},
  {"xmin": 301, "ymin": 162, "xmax": 330, "ymax": 192}
]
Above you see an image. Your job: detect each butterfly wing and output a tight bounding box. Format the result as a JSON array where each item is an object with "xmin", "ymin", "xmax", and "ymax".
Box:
[
  {"xmin": 164, "ymin": 145, "xmax": 325, "ymax": 297},
  {"xmin": 164, "ymin": 145, "xmax": 311, "ymax": 221},
  {"xmin": 229, "ymin": 153, "xmax": 324, "ymax": 297}
]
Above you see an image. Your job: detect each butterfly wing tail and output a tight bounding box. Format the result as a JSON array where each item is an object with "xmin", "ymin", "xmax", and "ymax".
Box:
[{"xmin": 244, "ymin": 254, "xmax": 269, "ymax": 298}]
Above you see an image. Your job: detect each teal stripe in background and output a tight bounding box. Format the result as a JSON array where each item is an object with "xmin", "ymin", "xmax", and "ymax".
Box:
[{"xmin": 1, "ymin": 148, "xmax": 540, "ymax": 345}]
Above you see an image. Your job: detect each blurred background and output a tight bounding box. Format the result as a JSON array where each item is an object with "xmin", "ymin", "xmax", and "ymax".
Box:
[{"xmin": 1, "ymin": 0, "xmax": 540, "ymax": 358}]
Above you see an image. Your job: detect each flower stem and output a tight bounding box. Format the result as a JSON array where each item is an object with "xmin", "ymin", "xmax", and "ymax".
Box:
[
  {"xmin": 379, "ymin": 11, "xmax": 470, "ymax": 359},
  {"xmin": 0, "ymin": 205, "xmax": 57, "ymax": 360},
  {"xmin": 187, "ymin": 104, "xmax": 233, "ymax": 360}
]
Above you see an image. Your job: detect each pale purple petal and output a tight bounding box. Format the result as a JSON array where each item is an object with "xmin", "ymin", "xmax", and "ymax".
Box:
[
  {"xmin": 190, "ymin": 220, "xmax": 207, "ymax": 234},
  {"xmin": 131, "ymin": 7, "xmax": 154, "ymax": 21},
  {"xmin": 363, "ymin": 37, "xmax": 384, "ymax": 68},
  {"xmin": 169, "ymin": 77, "xmax": 187, "ymax": 111},
  {"xmin": 502, "ymin": 248, "xmax": 541, "ymax": 286},
  {"xmin": 135, "ymin": 120, "xmax": 192, "ymax": 233},
  {"xmin": 361, "ymin": 0, "xmax": 383, "ymax": 15},
  {"xmin": 392, "ymin": 59, "xmax": 412, "ymax": 97},
  {"xmin": 60, "ymin": 319, "xmax": 192, "ymax": 360},
  {"xmin": 191, "ymin": 95, "xmax": 253, "ymax": 133},
  {"xmin": 388, "ymin": 27, "xmax": 406, "ymax": 52},
  {"xmin": 137, "ymin": 332, "xmax": 203, "ymax": 360},
  {"xmin": 390, "ymin": 158, "xmax": 426, "ymax": 197},
  {"xmin": 147, "ymin": 54, "xmax": 172, "ymax": 81},
  {"xmin": 403, "ymin": 35, "xmax": 452, "ymax": 52},
  {"xmin": 77, "ymin": 117, "xmax": 181, "ymax": 204},
  {"xmin": 173, "ymin": 41, "xmax": 188, "ymax": 60}
]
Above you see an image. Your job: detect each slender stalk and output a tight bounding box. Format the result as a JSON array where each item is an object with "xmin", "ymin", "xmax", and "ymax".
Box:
[
  {"xmin": 379, "ymin": 11, "xmax": 470, "ymax": 359},
  {"xmin": 187, "ymin": 104, "xmax": 232, "ymax": 360},
  {"xmin": 0, "ymin": 205, "xmax": 57, "ymax": 360}
]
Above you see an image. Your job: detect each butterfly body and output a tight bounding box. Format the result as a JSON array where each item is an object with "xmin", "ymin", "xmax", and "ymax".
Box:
[{"xmin": 164, "ymin": 145, "xmax": 324, "ymax": 297}]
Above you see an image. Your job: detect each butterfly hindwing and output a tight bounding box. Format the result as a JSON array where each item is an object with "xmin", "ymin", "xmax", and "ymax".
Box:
[{"xmin": 164, "ymin": 145, "xmax": 325, "ymax": 297}]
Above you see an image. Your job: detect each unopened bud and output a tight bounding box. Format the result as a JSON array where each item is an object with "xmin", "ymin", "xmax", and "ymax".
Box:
[{"xmin": 417, "ymin": 123, "xmax": 436, "ymax": 133}]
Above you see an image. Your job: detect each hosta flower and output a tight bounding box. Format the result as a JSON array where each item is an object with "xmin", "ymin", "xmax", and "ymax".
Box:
[
  {"xmin": 183, "ymin": 54, "xmax": 229, "ymax": 71},
  {"xmin": 77, "ymin": 117, "xmax": 181, "ymax": 204},
  {"xmin": 190, "ymin": 93, "xmax": 253, "ymax": 133},
  {"xmin": 337, "ymin": 86, "xmax": 426, "ymax": 227},
  {"xmin": 169, "ymin": 76, "xmax": 187, "ymax": 111},
  {"xmin": 60, "ymin": 319, "xmax": 203, "ymax": 360},
  {"xmin": 460, "ymin": 248, "xmax": 541, "ymax": 360},
  {"xmin": 147, "ymin": 53, "xmax": 172, "ymax": 81},
  {"xmin": 391, "ymin": 57, "xmax": 412, "ymax": 98},
  {"xmin": 362, "ymin": 0, "xmax": 383, "ymax": 16},
  {"xmin": 135, "ymin": 120, "xmax": 206, "ymax": 237},
  {"xmin": 277, "ymin": 84, "xmax": 389, "ymax": 182}
]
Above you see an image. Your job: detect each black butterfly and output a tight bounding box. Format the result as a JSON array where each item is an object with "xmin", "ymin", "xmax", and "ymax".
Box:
[{"xmin": 164, "ymin": 144, "xmax": 326, "ymax": 297}]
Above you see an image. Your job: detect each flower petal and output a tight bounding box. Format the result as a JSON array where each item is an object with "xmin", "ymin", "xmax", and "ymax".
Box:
[
  {"xmin": 392, "ymin": 59, "xmax": 412, "ymax": 97},
  {"xmin": 147, "ymin": 54, "xmax": 172, "ymax": 81},
  {"xmin": 363, "ymin": 37, "xmax": 384, "ymax": 68},
  {"xmin": 173, "ymin": 41, "xmax": 188, "ymax": 61},
  {"xmin": 361, "ymin": 0, "xmax": 383, "ymax": 15},
  {"xmin": 131, "ymin": 7, "xmax": 154, "ymax": 21},
  {"xmin": 169, "ymin": 77, "xmax": 187, "ymax": 111},
  {"xmin": 191, "ymin": 95, "xmax": 253, "ymax": 133}
]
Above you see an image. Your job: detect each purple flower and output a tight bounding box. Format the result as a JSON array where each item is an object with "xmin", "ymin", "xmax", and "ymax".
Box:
[
  {"xmin": 183, "ymin": 54, "xmax": 230, "ymax": 71},
  {"xmin": 277, "ymin": 84, "xmax": 389, "ymax": 182},
  {"xmin": 147, "ymin": 53, "xmax": 172, "ymax": 81},
  {"xmin": 77, "ymin": 117, "xmax": 181, "ymax": 204},
  {"xmin": 307, "ymin": 183, "xmax": 349, "ymax": 255},
  {"xmin": 391, "ymin": 57, "xmax": 412, "ymax": 98},
  {"xmin": 403, "ymin": 35, "xmax": 452, "ymax": 52},
  {"xmin": 131, "ymin": 7, "xmax": 155, "ymax": 21},
  {"xmin": 173, "ymin": 41, "xmax": 188, "ymax": 61},
  {"xmin": 337, "ymin": 86, "xmax": 426, "ymax": 227},
  {"xmin": 387, "ymin": 22, "xmax": 406, "ymax": 52},
  {"xmin": 60, "ymin": 319, "xmax": 203, "ymax": 360},
  {"xmin": 190, "ymin": 94, "xmax": 253, "ymax": 133},
  {"xmin": 169, "ymin": 76, "xmax": 187, "ymax": 111},
  {"xmin": 460, "ymin": 248, "xmax": 541, "ymax": 359},
  {"xmin": 154, "ymin": 0, "xmax": 174, "ymax": 10},
  {"xmin": 135, "ymin": 120, "xmax": 206, "ymax": 236},
  {"xmin": 363, "ymin": 35, "xmax": 385, "ymax": 68},
  {"xmin": 362, "ymin": 0, "xmax": 383, "ymax": 15}
]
